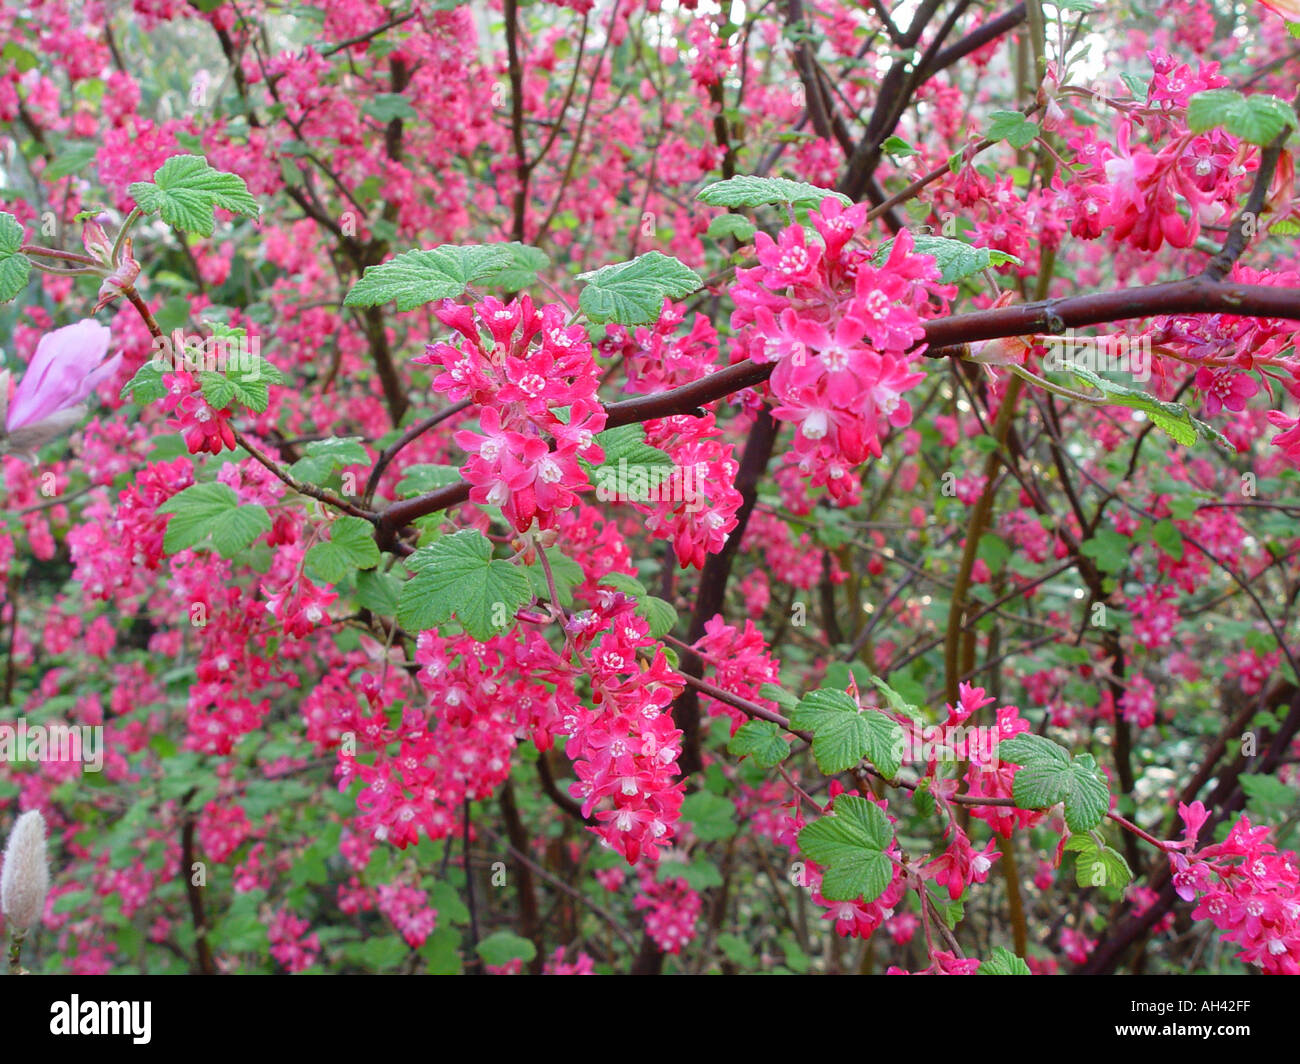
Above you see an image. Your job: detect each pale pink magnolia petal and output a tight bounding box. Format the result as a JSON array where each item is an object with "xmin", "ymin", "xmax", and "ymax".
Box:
[
  {"xmin": 6, "ymin": 319, "xmax": 118, "ymax": 432},
  {"xmin": 1260, "ymin": 0, "xmax": 1300, "ymax": 22}
]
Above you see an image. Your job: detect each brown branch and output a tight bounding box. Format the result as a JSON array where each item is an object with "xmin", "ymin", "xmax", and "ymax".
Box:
[
  {"xmin": 373, "ymin": 278, "xmax": 1300, "ymax": 544},
  {"xmin": 180, "ymin": 790, "xmax": 217, "ymax": 976},
  {"xmin": 1202, "ymin": 132, "xmax": 1288, "ymax": 282},
  {"xmin": 362, "ymin": 399, "xmax": 471, "ymax": 505},
  {"xmin": 498, "ymin": 781, "xmax": 543, "ymax": 973}
]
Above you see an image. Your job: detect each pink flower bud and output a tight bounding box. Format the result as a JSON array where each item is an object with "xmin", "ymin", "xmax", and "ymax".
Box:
[
  {"xmin": 93, "ymin": 237, "xmax": 141, "ymax": 312},
  {"xmin": 1, "ymin": 810, "xmax": 50, "ymax": 931},
  {"xmin": 81, "ymin": 219, "xmax": 114, "ymax": 262}
]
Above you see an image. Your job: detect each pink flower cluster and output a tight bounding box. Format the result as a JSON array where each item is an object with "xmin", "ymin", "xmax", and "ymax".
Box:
[
  {"xmin": 418, "ymin": 296, "xmax": 607, "ymax": 533},
  {"xmin": 375, "ymin": 883, "xmax": 438, "ymax": 949},
  {"xmin": 691, "ymin": 615, "xmax": 782, "ymax": 733},
  {"xmin": 638, "ymin": 412, "xmax": 743, "ymax": 569},
  {"xmin": 806, "ymin": 787, "xmax": 908, "ymax": 940},
  {"xmin": 634, "ymin": 873, "xmax": 702, "ymax": 954},
  {"xmin": 730, "ymin": 199, "xmax": 948, "ymax": 501},
  {"xmin": 932, "ymin": 683, "xmax": 1045, "ymax": 839},
  {"xmin": 160, "ymin": 370, "xmax": 237, "ymax": 456},
  {"xmin": 267, "ymin": 909, "xmax": 321, "ymax": 973},
  {"xmin": 561, "ymin": 590, "xmax": 686, "ymax": 864},
  {"xmin": 599, "ymin": 302, "xmax": 719, "ymax": 394},
  {"xmin": 1171, "ymin": 801, "xmax": 1300, "ymax": 975},
  {"xmin": 338, "ymin": 632, "xmax": 562, "ymax": 848}
]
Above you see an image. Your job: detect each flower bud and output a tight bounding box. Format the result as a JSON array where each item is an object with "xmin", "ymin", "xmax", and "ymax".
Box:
[
  {"xmin": 93, "ymin": 237, "xmax": 141, "ymax": 312},
  {"xmin": 81, "ymin": 219, "xmax": 114, "ymax": 262},
  {"xmin": 2, "ymin": 810, "xmax": 50, "ymax": 930}
]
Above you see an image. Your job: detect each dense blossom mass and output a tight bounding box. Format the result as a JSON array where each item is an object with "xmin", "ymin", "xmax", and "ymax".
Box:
[{"xmin": 0, "ymin": 0, "xmax": 1298, "ymax": 980}]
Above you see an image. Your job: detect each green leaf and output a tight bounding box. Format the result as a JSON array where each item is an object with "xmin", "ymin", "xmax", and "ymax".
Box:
[
  {"xmin": 305, "ymin": 516, "xmax": 381, "ymax": 584},
  {"xmin": 197, "ymin": 365, "xmax": 279, "ymax": 414},
  {"xmin": 215, "ymin": 910, "xmax": 269, "ymax": 953},
  {"xmin": 796, "ymin": 795, "xmax": 894, "ymax": 902},
  {"xmin": 577, "ymin": 251, "xmax": 701, "ymax": 326},
  {"xmin": 1187, "ymin": 90, "xmax": 1297, "ymax": 146},
  {"xmin": 985, "ymin": 110, "xmax": 1040, "ymax": 148},
  {"xmin": 999, "ymin": 735, "xmax": 1110, "ymax": 831},
  {"xmin": 697, "ymin": 175, "xmax": 850, "ymax": 209},
  {"xmin": 523, "ymin": 548, "xmax": 584, "ymax": 608},
  {"xmin": 715, "ymin": 932, "xmax": 754, "ymax": 966},
  {"xmin": 727, "ymin": 720, "xmax": 791, "ymax": 768},
  {"xmin": 978, "ymin": 532, "xmax": 1011, "ymax": 573},
  {"xmin": 289, "ymin": 436, "xmax": 370, "ymax": 483},
  {"xmin": 156, "ymin": 482, "xmax": 271, "ymax": 557},
  {"xmin": 422, "ymin": 925, "xmax": 463, "ymax": 974},
  {"xmin": 119, "ymin": 361, "xmax": 168, "ymax": 404},
  {"xmin": 636, "ymin": 596, "xmax": 677, "ymax": 639},
  {"xmin": 591, "ymin": 425, "xmax": 670, "ymax": 467},
  {"xmin": 758, "ymin": 682, "xmax": 800, "ymax": 713},
  {"xmin": 658, "ymin": 856, "xmax": 724, "ymax": 891},
  {"xmin": 881, "ymin": 135, "xmax": 917, "ymax": 157},
  {"xmin": 396, "ymin": 463, "xmax": 463, "ymax": 495},
  {"xmin": 1080, "ymin": 527, "xmax": 1130, "ymax": 574},
  {"xmin": 363, "ymin": 93, "xmax": 418, "ymax": 123},
  {"xmin": 127, "ymin": 154, "xmax": 260, "ymax": 236},
  {"xmin": 1239, "ymin": 774, "xmax": 1297, "ymax": 825},
  {"xmin": 478, "ymin": 242, "xmax": 550, "ymax": 290},
  {"xmin": 44, "ymin": 144, "xmax": 99, "ymax": 181},
  {"xmin": 429, "ymin": 882, "xmax": 471, "ymax": 926},
  {"xmin": 396, "ymin": 529, "xmax": 532, "ymax": 639},
  {"xmin": 681, "ymin": 790, "xmax": 737, "ymax": 841},
  {"xmin": 1066, "ymin": 365, "xmax": 1231, "ymax": 450},
  {"xmin": 1, "ymin": 42, "xmax": 38, "ymax": 73},
  {"xmin": 355, "ymin": 569, "xmax": 402, "ymax": 615},
  {"xmin": 1151, "ymin": 519, "xmax": 1184, "ymax": 561},
  {"xmin": 705, "ymin": 214, "xmax": 756, "ymax": 242},
  {"xmin": 869, "ymin": 675, "xmax": 925, "ymax": 724},
  {"xmin": 0, "ymin": 212, "xmax": 31, "ymax": 304},
  {"xmin": 588, "ymin": 428, "xmax": 682, "ymax": 505},
  {"xmin": 358, "ymin": 935, "xmax": 409, "ymax": 970},
  {"xmin": 873, "ymin": 233, "xmax": 1022, "ymax": 283},
  {"xmin": 1120, "ymin": 72, "xmax": 1149, "ymax": 99},
  {"xmin": 977, "ymin": 946, "xmax": 1032, "ymax": 974},
  {"xmin": 476, "ymin": 931, "xmax": 536, "ymax": 968},
  {"xmin": 789, "ymin": 687, "xmax": 903, "ymax": 777},
  {"xmin": 1064, "ymin": 833, "xmax": 1132, "ymax": 898},
  {"xmin": 343, "ymin": 244, "xmax": 514, "ymax": 311},
  {"xmin": 597, "ymin": 571, "xmax": 648, "ymax": 596}
]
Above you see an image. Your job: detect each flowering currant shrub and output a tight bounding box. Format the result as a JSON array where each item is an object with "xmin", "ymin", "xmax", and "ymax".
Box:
[{"xmin": 2, "ymin": 0, "xmax": 1300, "ymax": 978}]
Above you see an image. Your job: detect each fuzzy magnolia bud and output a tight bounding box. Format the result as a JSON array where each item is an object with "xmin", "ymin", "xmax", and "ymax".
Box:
[{"xmin": 2, "ymin": 810, "xmax": 50, "ymax": 931}]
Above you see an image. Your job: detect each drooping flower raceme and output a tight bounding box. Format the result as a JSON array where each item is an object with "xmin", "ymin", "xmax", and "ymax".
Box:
[
  {"xmin": 1170, "ymin": 802, "xmax": 1300, "ymax": 975},
  {"xmin": 730, "ymin": 199, "xmax": 951, "ymax": 501},
  {"xmin": 419, "ymin": 296, "xmax": 606, "ymax": 534}
]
